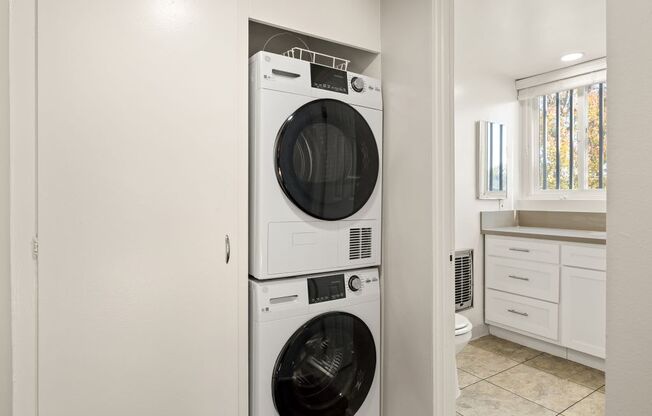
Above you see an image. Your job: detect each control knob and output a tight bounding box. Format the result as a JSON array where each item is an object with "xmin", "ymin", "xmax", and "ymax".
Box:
[
  {"xmin": 351, "ymin": 76, "xmax": 365, "ymax": 93},
  {"xmin": 348, "ymin": 275, "xmax": 362, "ymax": 292}
]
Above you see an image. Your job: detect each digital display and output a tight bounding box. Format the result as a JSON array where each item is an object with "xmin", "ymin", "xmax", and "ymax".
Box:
[
  {"xmin": 308, "ymin": 274, "xmax": 346, "ymax": 304},
  {"xmin": 310, "ymin": 64, "xmax": 349, "ymax": 94}
]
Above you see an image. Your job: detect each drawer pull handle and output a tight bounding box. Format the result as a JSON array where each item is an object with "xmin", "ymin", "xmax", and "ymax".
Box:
[
  {"xmin": 508, "ymin": 275, "xmax": 530, "ymax": 281},
  {"xmin": 509, "ymin": 248, "xmax": 530, "ymax": 253},
  {"xmin": 272, "ymin": 69, "xmax": 301, "ymax": 78},
  {"xmin": 507, "ymin": 309, "xmax": 529, "ymax": 317}
]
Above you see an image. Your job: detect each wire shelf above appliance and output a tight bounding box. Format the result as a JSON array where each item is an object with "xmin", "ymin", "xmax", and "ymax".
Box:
[{"xmin": 283, "ymin": 47, "xmax": 350, "ymax": 71}]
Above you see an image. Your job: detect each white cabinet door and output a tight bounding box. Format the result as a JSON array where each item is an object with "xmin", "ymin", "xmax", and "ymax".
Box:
[
  {"xmin": 37, "ymin": 1, "xmax": 242, "ymax": 415},
  {"xmin": 561, "ymin": 267, "xmax": 606, "ymax": 358}
]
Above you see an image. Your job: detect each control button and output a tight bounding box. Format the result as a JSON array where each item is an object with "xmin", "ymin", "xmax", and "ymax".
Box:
[
  {"xmin": 348, "ymin": 275, "xmax": 362, "ymax": 292},
  {"xmin": 351, "ymin": 76, "xmax": 365, "ymax": 93}
]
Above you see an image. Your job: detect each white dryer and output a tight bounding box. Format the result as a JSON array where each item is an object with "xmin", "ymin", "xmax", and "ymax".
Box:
[
  {"xmin": 249, "ymin": 52, "xmax": 383, "ymax": 280},
  {"xmin": 249, "ymin": 268, "xmax": 380, "ymax": 416}
]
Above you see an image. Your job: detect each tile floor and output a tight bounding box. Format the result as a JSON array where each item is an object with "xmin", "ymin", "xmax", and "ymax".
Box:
[{"xmin": 456, "ymin": 335, "xmax": 605, "ymax": 416}]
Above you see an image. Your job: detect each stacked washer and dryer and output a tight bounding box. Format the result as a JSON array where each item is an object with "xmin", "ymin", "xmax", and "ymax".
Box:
[{"xmin": 248, "ymin": 51, "xmax": 383, "ymax": 416}]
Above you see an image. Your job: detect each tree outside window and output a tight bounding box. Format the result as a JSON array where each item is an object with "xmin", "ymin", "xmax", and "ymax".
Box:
[{"xmin": 537, "ymin": 82, "xmax": 607, "ymax": 191}]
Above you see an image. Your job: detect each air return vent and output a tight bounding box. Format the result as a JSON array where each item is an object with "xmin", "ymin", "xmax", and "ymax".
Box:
[
  {"xmin": 349, "ymin": 227, "xmax": 372, "ymax": 260},
  {"xmin": 454, "ymin": 249, "xmax": 473, "ymax": 312}
]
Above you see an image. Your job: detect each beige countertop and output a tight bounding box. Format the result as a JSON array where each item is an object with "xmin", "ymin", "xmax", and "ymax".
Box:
[{"xmin": 482, "ymin": 225, "xmax": 607, "ymax": 244}]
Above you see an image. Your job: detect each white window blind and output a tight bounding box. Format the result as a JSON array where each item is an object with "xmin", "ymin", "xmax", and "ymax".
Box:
[{"xmin": 516, "ymin": 58, "xmax": 607, "ymax": 100}]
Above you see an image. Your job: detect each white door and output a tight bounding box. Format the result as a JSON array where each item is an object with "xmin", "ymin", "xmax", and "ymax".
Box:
[
  {"xmin": 561, "ymin": 266, "xmax": 606, "ymax": 358},
  {"xmin": 36, "ymin": 0, "xmax": 242, "ymax": 415}
]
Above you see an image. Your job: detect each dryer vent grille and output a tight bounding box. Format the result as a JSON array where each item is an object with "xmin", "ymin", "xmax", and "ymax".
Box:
[
  {"xmin": 455, "ymin": 249, "xmax": 474, "ymax": 312},
  {"xmin": 349, "ymin": 228, "xmax": 372, "ymax": 260}
]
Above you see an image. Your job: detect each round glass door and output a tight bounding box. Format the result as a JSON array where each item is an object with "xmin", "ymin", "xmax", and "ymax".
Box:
[
  {"xmin": 275, "ymin": 99, "xmax": 379, "ymax": 221},
  {"xmin": 272, "ymin": 312, "xmax": 377, "ymax": 416}
]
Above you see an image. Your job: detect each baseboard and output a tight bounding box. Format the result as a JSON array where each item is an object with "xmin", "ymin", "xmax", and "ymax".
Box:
[
  {"xmin": 469, "ymin": 323, "xmax": 489, "ymax": 340},
  {"xmin": 568, "ymin": 349, "xmax": 605, "ymax": 371},
  {"xmin": 488, "ymin": 325, "xmax": 605, "ymax": 371},
  {"xmin": 489, "ymin": 326, "xmax": 567, "ymax": 358}
]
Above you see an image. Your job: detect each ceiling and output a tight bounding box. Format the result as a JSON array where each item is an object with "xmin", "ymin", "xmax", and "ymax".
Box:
[{"xmin": 455, "ymin": 0, "xmax": 606, "ymax": 80}]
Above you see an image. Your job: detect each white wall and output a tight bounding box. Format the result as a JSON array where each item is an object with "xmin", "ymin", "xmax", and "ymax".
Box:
[
  {"xmin": 606, "ymin": 0, "xmax": 652, "ymax": 413},
  {"xmin": 380, "ymin": 0, "xmax": 434, "ymax": 409},
  {"xmin": 249, "ymin": 0, "xmax": 380, "ymax": 52},
  {"xmin": 0, "ymin": 0, "xmax": 11, "ymax": 414},
  {"xmin": 454, "ymin": 1, "xmax": 520, "ymax": 334},
  {"xmin": 380, "ymin": 0, "xmax": 455, "ymax": 414}
]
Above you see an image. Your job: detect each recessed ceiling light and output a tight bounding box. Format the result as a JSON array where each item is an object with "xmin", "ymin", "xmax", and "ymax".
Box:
[{"xmin": 561, "ymin": 52, "xmax": 584, "ymax": 62}]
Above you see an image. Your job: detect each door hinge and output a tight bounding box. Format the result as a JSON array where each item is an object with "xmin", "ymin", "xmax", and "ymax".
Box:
[{"xmin": 32, "ymin": 237, "xmax": 39, "ymax": 259}]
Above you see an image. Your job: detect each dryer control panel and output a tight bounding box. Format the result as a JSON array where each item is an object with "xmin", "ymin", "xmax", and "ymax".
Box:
[
  {"xmin": 310, "ymin": 64, "xmax": 348, "ymax": 94},
  {"xmin": 249, "ymin": 52, "xmax": 383, "ymax": 111}
]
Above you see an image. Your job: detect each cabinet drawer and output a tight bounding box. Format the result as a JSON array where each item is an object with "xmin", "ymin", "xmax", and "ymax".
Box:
[
  {"xmin": 486, "ymin": 289, "xmax": 559, "ymax": 340},
  {"xmin": 486, "ymin": 257, "xmax": 560, "ymax": 303},
  {"xmin": 562, "ymin": 244, "xmax": 606, "ymax": 271},
  {"xmin": 486, "ymin": 235, "xmax": 560, "ymax": 264}
]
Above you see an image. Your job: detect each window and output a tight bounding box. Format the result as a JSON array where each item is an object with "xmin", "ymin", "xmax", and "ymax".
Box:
[{"xmin": 536, "ymin": 82, "xmax": 607, "ymax": 191}]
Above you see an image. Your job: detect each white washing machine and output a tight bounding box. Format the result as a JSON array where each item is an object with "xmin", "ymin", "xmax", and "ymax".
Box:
[
  {"xmin": 249, "ymin": 51, "xmax": 383, "ymax": 280},
  {"xmin": 249, "ymin": 268, "xmax": 380, "ymax": 416}
]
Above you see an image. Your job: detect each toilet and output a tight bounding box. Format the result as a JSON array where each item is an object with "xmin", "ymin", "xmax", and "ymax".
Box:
[{"xmin": 454, "ymin": 313, "xmax": 473, "ymax": 398}]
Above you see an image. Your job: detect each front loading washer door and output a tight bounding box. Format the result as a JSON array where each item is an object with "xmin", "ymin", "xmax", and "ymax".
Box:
[
  {"xmin": 275, "ymin": 99, "xmax": 379, "ymax": 221},
  {"xmin": 272, "ymin": 312, "xmax": 377, "ymax": 416}
]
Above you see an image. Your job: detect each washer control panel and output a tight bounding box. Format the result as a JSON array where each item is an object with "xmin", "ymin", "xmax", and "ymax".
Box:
[
  {"xmin": 250, "ymin": 268, "xmax": 380, "ymax": 322},
  {"xmin": 308, "ymin": 274, "xmax": 346, "ymax": 304},
  {"xmin": 348, "ymin": 275, "xmax": 362, "ymax": 291}
]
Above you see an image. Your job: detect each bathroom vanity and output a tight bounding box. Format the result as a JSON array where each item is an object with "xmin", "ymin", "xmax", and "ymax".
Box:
[{"xmin": 481, "ymin": 212, "xmax": 606, "ymax": 369}]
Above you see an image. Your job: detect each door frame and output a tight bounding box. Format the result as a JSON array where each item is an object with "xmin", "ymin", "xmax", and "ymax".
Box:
[
  {"xmin": 432, "ymin": 0, "xmax": 457, "ymax": 414},
  {"xmin": 9, "ymin": 1, "xmax": 250, "ymax": 415}
]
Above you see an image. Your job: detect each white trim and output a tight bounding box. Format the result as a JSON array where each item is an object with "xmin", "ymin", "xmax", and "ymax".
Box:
[
  {"xmin": 525, "ymin": 189, "xmax": 606, "ymax": 201},
  {"xmin": 577, "ymin": 87, "xmax": 589, "ymax": 190},
  {"xmin": 236, "ymin": 0, "xmax": 249, "ymax": 414},
  {"xmin": 567, "ymin": 349, "xmax": 606, "ymax": 372},
  {"xmin": 489, "ymin": 326, "xmax": 605, "ymax": 371},
  {"xmin": 9, "ymin": 0, "xmax": 38, "ymax": 413},
  {"xmin": 432, "ymin": 0, "xmax": 456, "ymax": 414},
  {"xmin": 477, "ymin": 121, "xmax": 508, "ymax": 200},
  {"xmin": 520, "ymin": 99, "xmax": 539, "ymax": 200},
  {"xmin": 489, "ymin": 326, "xmax": 567, "ymax": 357},
  {"xmin": 516, "ymin": 199, "xmax": 607, "ymax": 213},
  {"xmin": 469, "ymin": 323, "xmax": 490, "ymax": 340}
]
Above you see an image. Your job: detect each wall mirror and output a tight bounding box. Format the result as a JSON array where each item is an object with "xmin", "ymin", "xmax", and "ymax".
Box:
[{"xmin": 477, "ymin": 121, "xmax": 507, "ymax": 199}]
